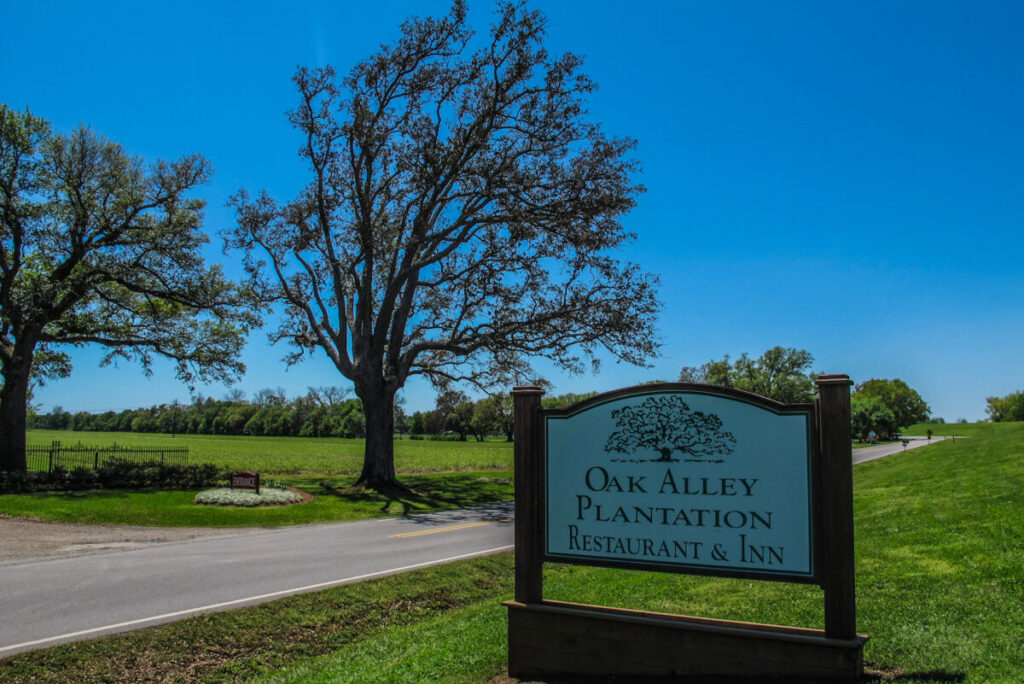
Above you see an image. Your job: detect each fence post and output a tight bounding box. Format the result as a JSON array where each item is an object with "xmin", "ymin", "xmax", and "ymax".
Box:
[
  {"xmin": 94, "ymin": 451, "xmax": 99, "ymax": 469},
  {"xmin": 49, "ymin": 441, "xmax": 57, "ymax": 473}
]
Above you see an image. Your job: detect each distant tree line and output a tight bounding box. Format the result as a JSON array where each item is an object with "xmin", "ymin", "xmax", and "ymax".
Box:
[
  {"xmin": 27, "ymin": 385, "xmax": 600, "ymax": 442},
  {"xmin": 407, "ymin": 389, "xmax": 597, "ymax": 442},
  {"xmin": 986, "ymin": 390, "xmax": 1024, "ymax": 423},
  {"xmin": 29, "ymin": 387, "xmax": 369, "ymax": 439},
  {"xmin": 29, "ymin": 364, "xmax": 942, "ymax": 444}
]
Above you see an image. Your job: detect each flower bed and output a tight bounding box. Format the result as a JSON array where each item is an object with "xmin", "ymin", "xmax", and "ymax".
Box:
[{"xmin": 194, "ymin": 487, "xmax": 305, "ymax": 507}]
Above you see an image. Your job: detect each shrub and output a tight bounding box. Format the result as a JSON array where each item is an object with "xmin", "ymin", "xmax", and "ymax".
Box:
[{"xmin": 0, "ymin": 460, "xmax": 223, "ymax": 494}]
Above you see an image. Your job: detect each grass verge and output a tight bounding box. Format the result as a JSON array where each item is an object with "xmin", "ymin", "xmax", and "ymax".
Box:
[{"xmin": 0, "ymin": 472, "xmax": 512, "ymax": 526}]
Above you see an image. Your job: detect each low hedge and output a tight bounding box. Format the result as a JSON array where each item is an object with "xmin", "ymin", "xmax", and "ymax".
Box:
[{"xmin": 0, "ymin": 460, "xmax": 222, "ymax": 494}]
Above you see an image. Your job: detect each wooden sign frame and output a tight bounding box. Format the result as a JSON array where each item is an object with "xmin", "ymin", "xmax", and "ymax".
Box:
[{"xmin": 505, "ymin": 375, "xmax": 866, "ymax": 680}]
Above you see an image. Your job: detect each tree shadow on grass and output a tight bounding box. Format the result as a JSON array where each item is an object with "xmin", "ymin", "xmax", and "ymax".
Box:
[
  {"xmin": 55, "ymin": 489, "xmax": 131, "ymax": 500},
  {"xmin": 314, "ymin": 473, "xmax": 513, "ymax": 517}
]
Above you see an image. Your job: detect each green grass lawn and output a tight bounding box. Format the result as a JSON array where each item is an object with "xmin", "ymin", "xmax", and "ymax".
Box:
[
  {"xmin": 9, "ymin": 431, "xmax": 515, "ymax": 526},
  {"xmin": 902, "ymin": 421, "xmax": 988, "ymax": 438},
  {"xmin": 0, "ymin": 472, "xmax": 513, "ymax": 526},
  {"xmin": 27, "ymin": 429, "xmax": 514, "ymax": 475},
  {"xmin": 3, "ymin": 421, "xmax": 1022, "ymax": 682}
]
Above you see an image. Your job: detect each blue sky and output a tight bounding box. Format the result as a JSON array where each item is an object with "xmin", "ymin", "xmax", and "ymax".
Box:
[{"xmin": 3, "ymin": 1, "xmax": 1021, "ymax": 421}]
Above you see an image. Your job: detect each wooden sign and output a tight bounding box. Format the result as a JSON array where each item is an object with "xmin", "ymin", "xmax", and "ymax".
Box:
[
  {"xmin": 505, "ymin": 377, "xmax": 866, "ymax": 680},
  {"xmin": 230, "ymin": 471, "xmax": 260, "ymax": 492}
]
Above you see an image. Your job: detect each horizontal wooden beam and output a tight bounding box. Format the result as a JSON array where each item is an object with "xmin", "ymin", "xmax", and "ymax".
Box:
[{"xmin": 506, "ymin": 600, "xmax": 866, "ymax": 681}]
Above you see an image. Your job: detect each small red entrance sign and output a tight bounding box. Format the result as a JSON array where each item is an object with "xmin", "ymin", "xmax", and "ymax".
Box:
[{"xmin": 230, "ymin": 471, "xmax": 260, "ymax": 493}]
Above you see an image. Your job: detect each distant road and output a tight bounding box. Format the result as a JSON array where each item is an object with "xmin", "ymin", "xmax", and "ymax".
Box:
[
  {"xmin": 853, "ymin": 435, "xmax": 947, "ymax": 464},
  {"xmin": 0, "ymin": 503, "xmax": 513, "ymax": 657}
]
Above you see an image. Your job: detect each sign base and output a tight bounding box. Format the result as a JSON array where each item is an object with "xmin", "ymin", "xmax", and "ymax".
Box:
[{"xmin": 505, "ymin": 600, "xmax": 866, "ymax": 681}]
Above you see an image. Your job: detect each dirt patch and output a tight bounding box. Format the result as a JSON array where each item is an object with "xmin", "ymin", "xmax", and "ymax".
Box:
[
  {"xmin": 289, "ymin": 486, "xmax": 314, "ymax": 503},
  {"xmin": 0, "ymin": 515, "xmax": 245, "ymax": 566}
]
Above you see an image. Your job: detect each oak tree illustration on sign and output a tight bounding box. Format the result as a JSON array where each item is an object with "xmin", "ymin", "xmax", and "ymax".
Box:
[{"xmin": 604, "ymin": 395, "xmax": 736, "ymax": 463}]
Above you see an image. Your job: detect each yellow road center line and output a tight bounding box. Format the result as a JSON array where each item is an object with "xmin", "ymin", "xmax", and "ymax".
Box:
[{"xmin": 390, "ymin": 521, "xmax": 495, "ymax": 538}]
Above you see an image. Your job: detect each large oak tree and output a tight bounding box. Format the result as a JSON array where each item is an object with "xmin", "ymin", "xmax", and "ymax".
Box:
[
  {"xmin": 228, "ymin": 2, "xmax": 659, "ymax": 489},
  {"xmin": 0, "ymin": 105, "xmax": 258, "ymax": 471}
]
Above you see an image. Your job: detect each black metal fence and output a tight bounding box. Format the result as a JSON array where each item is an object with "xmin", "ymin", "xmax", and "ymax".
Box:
[{"xmin": 26, "ymin": 441, "xmax": 190, "ymax": 472}]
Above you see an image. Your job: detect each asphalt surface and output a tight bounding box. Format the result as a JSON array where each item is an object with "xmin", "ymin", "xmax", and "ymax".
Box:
[
  {"xmin": 852, "ymin": 435, "xmax": 948, "ymax": 464},
  {"xmin": 0, "ymin": 438, "xmax": 948, "ymax": 657},
  {"xmin": 0, "ymin": 502, "xmax": 513, "ymax": 656}
]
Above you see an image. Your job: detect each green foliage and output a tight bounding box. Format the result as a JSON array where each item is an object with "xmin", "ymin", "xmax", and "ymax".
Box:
[
  {"xmin": 0, "ymin": 104, "xmax": 257, "ymax": 383},
  {"xmin": 540, "ymin": 391, "xmax": 599, "ymax": 409},
  {"xmin": 854, "ymin": 378, "xmax": 930, "ymax": 428},
  {"xmin": 851, "ymin": 394, "xmax": 898, "ymax": 440},
  {"xmin": 470, "ymin": 394, "xmax": 513, "ymax": 442},
  {"xmin": 986, "ymin": 390, "xmax": 1024, "ymax": 422},
  {"xmin": 0, "ymin": 460, "xmax": 221, "ymax": 494},
  {"xmin": 679, "ymin": 346, "xmax": 816, "ymax": 403},
  {"xmin": 28, "ymin": 390, "xmax": 368, "ymax": 439},
  {"xmin": 0, "ymin": 104, "xmax": 259, "ymax": 471}
]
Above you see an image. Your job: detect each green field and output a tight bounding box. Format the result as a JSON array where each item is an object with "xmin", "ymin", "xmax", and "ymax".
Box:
[
  {"xmin": 10, "ymin": 431, "xmax": 515, "ymax": 526},
  {"xmin": 27, "ymin": 429, "xmax": 513, "ymax": 475},
  {"xmin": 3, "ymin": 421, "xmax": 1022, "ymax": 682}
]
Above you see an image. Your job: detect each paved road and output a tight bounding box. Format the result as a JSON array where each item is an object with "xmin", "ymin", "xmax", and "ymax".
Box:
[
  {"xmin": 0, "ymin": 503, "xmax": 513, "ymax": 656},
  {"xmin": 852, "ymin": 435, "xmax": 948, "ymax": 464},
  {"xmin": 0, "ymin": 437, "xmax": 947, "ymax": 657}
]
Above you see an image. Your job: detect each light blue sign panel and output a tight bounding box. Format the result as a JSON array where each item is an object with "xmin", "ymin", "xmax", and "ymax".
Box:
[{"xmin": 545, "ymin": 390, "xmax": 814, "ymax": 579}]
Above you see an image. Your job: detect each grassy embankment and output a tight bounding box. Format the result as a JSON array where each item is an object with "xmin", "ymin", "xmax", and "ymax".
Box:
[
  {"xmin": 2, "ymin": 421, "xmax": 1021, "ymax": 682},
  {"xmin": 0, "ymin": 431, "xmax": 514, "ymax": 525}
]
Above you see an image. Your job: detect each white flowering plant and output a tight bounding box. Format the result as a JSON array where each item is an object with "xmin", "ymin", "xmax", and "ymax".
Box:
[{"xmin": 194, "ymin": 487, "xmax": 304, "ymax": 507}]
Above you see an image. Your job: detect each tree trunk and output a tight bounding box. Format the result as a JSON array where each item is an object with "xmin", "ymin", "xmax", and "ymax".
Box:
[
  {"xmin": 356, "ymin": 382, "xmax": 403, "ymax": 491},
  {"xmin": 0, "ymin": 354, "xmax": 33, "ymax": 472}
]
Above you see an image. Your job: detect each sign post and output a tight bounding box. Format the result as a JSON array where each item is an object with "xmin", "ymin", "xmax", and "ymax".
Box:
[
  {"xmin": 506, "ymin": 379, "xmax": 866, "ymax": 680},
  {"xmin": 817, "ymin": 374, "xmax": 856, "ymax": 641},
  {"xmin": 230, "ymin": 471, "xmax": 260, "ymax": 494},
  {"xmin": 513, "ymin": 386, "xmax": 544, "ymax": 604}
]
